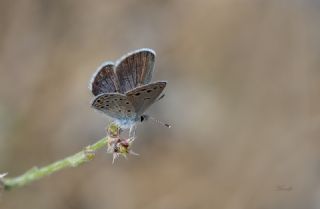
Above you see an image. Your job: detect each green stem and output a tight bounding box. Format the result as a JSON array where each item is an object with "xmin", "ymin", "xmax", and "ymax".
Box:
[
  {"xmin": 1, "ymin": 137, "xmax": 108, "ymax": 190},
  {"xmin": 1, "ymin": 124, "xmax": 120, "ymax": 191}
]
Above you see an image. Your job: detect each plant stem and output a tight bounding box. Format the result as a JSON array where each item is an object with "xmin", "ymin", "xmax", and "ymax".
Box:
[{"xmin": 1, "ymin": 136, "xmax": 108, "ymax": 190}]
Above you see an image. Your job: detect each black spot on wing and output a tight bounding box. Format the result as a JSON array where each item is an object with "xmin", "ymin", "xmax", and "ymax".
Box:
[
  {"xmin": 126, "ymin": 81, "xmax": 167, "ymax": 115},
  {"xmin": 91, "ymin": 93, "xmax": 136, "ymax": 120}
]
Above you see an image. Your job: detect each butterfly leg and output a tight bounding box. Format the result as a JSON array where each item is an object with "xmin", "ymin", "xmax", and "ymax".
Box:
[{"xmin": 129, "ymin": 125, "xmax": 137, "ymax": 138}]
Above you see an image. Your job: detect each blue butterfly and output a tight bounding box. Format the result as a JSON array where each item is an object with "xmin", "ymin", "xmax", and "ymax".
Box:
[{"xmin": 89, "ymin": 48, "xmax": 170, "ymax": 135}]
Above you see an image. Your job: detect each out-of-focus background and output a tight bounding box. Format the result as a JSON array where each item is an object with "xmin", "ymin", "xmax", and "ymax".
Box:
[{"xmin": 1, "ymin": 0, "xmax": 320, "ymax": 208}]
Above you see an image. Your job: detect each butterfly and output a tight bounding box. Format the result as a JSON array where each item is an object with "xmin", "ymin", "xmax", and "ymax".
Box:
[{"xmin": 89, "ymin": 48, "xmax": 170, "ymax": 135}]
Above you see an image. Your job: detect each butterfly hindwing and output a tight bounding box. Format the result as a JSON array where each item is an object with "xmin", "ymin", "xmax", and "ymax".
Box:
[
  {"xmin": 115, "ymin": 49, "xmax": 155, "ymax": 93},
  {"xmin": 126, "ymin": 81, "xmax": 167, "ymax": 116},
  {"xmin": 90, "ymin": 62, "xmax": 119, "ymax": 96},
  {"xmin": 91, "ymin": 93, "xmax": 136, "ymax": 120}
]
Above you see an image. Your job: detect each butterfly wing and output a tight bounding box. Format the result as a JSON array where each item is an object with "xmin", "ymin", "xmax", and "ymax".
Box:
[
  {"xmin": 91, "ymin": 93, "xmax": 136, "ymax": 120},
  {"xmin": 126, "ymin": 81, "xmax": 167, "ymax": 116},
  {"xmin": 90, "ymin": 62, "xmax": 119, "ymax": 96},
  {"xmin": 115, "ymin": 48, "xmax": 155, "ymax": 93}
]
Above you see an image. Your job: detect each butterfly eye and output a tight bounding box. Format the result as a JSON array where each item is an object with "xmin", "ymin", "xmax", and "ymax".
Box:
[{"xmin": 140, "ymin": 116, "xmax": 145, "ymax": 122}]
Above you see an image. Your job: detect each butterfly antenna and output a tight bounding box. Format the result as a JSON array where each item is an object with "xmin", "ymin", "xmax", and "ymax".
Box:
[{"xmin": 143, "ymin": 115, "xmax": 171, "ymax": 128}]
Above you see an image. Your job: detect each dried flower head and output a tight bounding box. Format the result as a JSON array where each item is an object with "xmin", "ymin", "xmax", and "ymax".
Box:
[
  {"xmin": 107, "ymin": 137, "xmax": 138, "ymax": 163},
  {"xmin": 107, "ymin": 123, "xmax": 121, "ymax": 137}
]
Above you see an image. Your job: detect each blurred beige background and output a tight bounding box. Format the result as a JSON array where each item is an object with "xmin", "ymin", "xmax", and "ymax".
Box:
[{"xmin": 1, "ymin": 0, "xmax": 320, "ymax": 208}]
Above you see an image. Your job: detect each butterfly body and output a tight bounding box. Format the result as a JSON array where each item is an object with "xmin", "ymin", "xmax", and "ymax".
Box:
[{"xmin": 89, "ymin": 48, "xmax": 167, "ymax": 130}]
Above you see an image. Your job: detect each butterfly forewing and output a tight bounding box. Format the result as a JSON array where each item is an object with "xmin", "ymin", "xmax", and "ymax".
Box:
[
  {"xmin": 90, "ymin": 49, "xmax": 168, "ymax": 126},
  {"xmin": 116, "ymin": 49, "xmax": 155, "ymax": 93},
  {"xmin": 126, "ymin": 81, "xmax": 167, "ymax": 116},
  {"xmin": 91, "ymin": 93, "xmax": 136, "ymax": 120},
  {"xmin": 90, "ymin": 62, "xmax": 119, "ymax": 96}
]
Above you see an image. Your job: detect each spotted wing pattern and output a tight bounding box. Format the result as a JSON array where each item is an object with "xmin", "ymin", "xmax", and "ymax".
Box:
[
  {"xmin": 126, "ymin": 81, "xmax": 166, "ymax": 116},
  {"xmin": 90, "ymin": 62, "xmax": 119, "ymax": 96},
  {"xmin": 115, "ymin": 49, "xmax": 155, "ymax": 93},
  {"xmin": 91, "ymin": 93, "xmax": 136, "ymax": 120}
]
